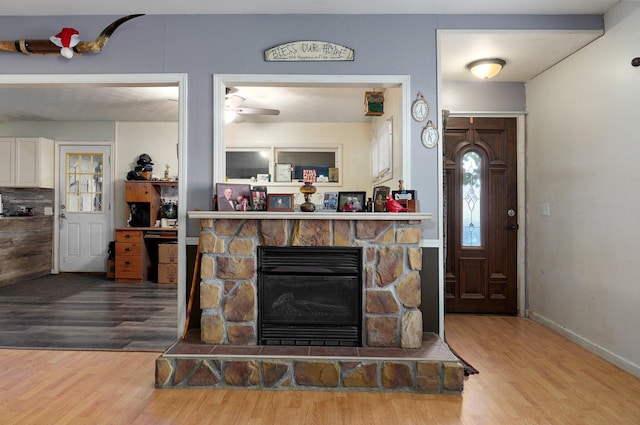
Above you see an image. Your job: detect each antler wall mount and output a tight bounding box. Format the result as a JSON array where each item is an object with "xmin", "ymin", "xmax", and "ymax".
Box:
[{"xmin": 0, "ymin": 14, "xmax": 144, "ymax": 59}]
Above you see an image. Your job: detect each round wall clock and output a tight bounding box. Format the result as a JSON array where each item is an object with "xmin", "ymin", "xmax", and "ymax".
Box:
[
  {"xmin": 421, "ymin": 120, "xmax": 439, "ymax": 149},
  {"xmin": 411, "ymin": 92, "xmax": 429, "ymax": 122}
]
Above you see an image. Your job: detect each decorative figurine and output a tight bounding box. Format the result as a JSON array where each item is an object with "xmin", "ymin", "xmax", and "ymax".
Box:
[
  {"xmin": 386, "ymin": 195, "xmax": 408, "ymax": 213},
  {"xmin": 164, "ymin": 164, "xmax": 170, "ymax": 180}
]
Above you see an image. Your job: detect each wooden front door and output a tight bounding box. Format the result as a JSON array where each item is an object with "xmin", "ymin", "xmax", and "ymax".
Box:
[{"xmin": 444, "ymin": 117, "xmax": 518, "ymax": 314}]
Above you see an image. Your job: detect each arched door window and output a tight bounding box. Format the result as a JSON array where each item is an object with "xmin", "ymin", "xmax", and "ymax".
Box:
[{"xmin": 461, "ymin": 150, "xmax": 482, "ymax": 247}]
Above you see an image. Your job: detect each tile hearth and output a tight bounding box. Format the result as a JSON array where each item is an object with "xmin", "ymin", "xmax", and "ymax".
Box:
[{"xmin": 156, "ymin": 331, "xmax": 464, "ymax": 393}]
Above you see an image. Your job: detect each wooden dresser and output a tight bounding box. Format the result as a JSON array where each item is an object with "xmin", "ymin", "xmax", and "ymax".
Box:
[{"xmin": 114, "ymin": 229, "xmax": 146, "ymax": 283}]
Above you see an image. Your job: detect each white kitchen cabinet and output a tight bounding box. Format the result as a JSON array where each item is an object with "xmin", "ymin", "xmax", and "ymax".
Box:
[
  {"xmin": 0, "ymin": 138, "xmax": 15, "ymax": 186},
  {"xmin": 0, "ymin": 137, "xmax": 54, "ymax": 188}
]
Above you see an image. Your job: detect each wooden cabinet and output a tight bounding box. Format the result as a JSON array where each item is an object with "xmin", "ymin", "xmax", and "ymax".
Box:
[
  {"xmin": 118, "ymin": 181, "xmax": 178, "ymax": 282},
  {"xmin": 114, "ymin": 229, "xmax": 146, "ymax": 282},
  {"xmin": 124, "ymin": 181, "xmax": 177, "ymax": 227},
  {"xmin": 0, "ymin": 137, "xmax": 54, "ymax": 188}
]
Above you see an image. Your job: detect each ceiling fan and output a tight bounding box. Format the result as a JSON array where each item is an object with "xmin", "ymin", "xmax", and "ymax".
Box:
[{"xmin": 225, "ymin": 87, "xmax": 280, "ymax": 122}]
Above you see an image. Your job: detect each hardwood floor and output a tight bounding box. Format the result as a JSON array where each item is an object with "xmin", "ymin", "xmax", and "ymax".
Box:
[
  {"xmin": 1, "ymin": 314, "xmax": 639, "ymax": 424},
  {"xmin": 0, "ymin": 273, "xmax": 178, "ymax": 351}
]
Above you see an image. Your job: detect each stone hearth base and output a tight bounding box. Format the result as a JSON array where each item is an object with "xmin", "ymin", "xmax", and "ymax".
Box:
[{"xmin": 155, "ymin": 331, "xmax": 464, "ymax": 394}]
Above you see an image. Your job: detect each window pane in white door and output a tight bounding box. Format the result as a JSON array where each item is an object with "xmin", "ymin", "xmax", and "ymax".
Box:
[{"xmin": 65, "ymin": 153, "xmax": 104, "ymax": 213}]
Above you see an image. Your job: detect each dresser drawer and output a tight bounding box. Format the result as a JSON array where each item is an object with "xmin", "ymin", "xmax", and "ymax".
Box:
[
  {"xmin": 115, "ymin": 229, "xmax": 146, "ymax": 282},
  {"xmin": 114, "ymin": 256, "xmax": 144, "ymax": 280},
  {"xmin": 115, "ymin": 242, "xmax": 142, "ymax": 257},
  {"xmin": 115, "ymin": 230, "xmax": 143, "ymax": 243}
]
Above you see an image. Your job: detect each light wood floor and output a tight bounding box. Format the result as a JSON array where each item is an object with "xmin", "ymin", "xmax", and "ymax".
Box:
[{"xmin": 1, "ymin": 315, "xmax": 639, "ymax": 424}]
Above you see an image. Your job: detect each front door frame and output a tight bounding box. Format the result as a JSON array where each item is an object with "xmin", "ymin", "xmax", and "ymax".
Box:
[
  {"xmin": 444, "ymin": 112, "xmax": 526, "ymax": 319},
  {"xmin": 439, "ymin": 115, "xmax": 527, "ymax": 314}
]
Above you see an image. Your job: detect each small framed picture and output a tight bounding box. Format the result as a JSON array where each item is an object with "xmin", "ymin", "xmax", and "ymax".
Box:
[
  {"xmin": 322, "ymin": 192, "xmax": 338, "ymax": 211},
  {"xmin": 251, "ymin": 188, "xmax": 268, "ymax": 211},
  {"xmin": 328, "ymin": 167, "xmax": 339, "ymax": 183},
  {"xmin": 337, "ymin": 191, "xmax": 366, "ymax": 212},
  {"xmin": 392, "ymin": 190, "xmax": 416, "ymax": 201},
  {"xmin": 275, "ymin": 163, "xmax": 292, "ymax": 182},
  {"xmin": 267, "ymin": 194, "xmax": 294, "ymax": 212},
  {"xmin": 373, "ymin": 185, "xmax": 390, "ymax": 212},
  {"xmin": 256, "ymin": 174, "xmax": 270, "ymax": 183},
  {"xmin": 216, "ymin": 183, "xmax": 251, "ymax": 211}
]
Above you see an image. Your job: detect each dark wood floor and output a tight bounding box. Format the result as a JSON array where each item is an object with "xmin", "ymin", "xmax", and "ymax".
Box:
[{"xmin": 0, "ymin": 273, "xmax": 178, "ymax": 352}]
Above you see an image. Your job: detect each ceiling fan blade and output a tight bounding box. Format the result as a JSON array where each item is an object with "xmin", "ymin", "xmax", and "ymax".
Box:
[
  {"xmin": 225, "ymin": 94, "xmax": 245, "ymax": 108},
  {"xmin": 235, "ymin": 107, "xmax": 280, "ymax": 116}
]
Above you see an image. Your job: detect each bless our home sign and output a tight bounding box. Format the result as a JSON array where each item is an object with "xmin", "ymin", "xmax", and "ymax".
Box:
[{"xmin": 264, "ymin": 41, "xmax": 354, "ymax": 62}]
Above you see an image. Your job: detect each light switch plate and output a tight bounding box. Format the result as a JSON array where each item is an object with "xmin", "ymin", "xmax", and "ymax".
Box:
[
  {"xmin": 541, "ymin": 202, "xmax": 550, "ymax": 216},
  {"xmin": 44, "ymin": 207, "xmax": 53, "ymax": 216}
]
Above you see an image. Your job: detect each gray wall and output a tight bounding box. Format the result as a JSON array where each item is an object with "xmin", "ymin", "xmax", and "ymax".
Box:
[
  {"xmin": 0, "ymin": 12, "xmax": 604, "ymax": 336},
  {"xmin": 0, "ymin": 13, "xmax": 602, "ymax": 242}
]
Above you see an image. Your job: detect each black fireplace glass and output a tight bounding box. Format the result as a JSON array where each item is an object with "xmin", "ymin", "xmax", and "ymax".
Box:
[
  {"xmin": 260, "ymin": 275, "xmax": 360, "ymax": 326},
  {"xmin": 258, "ymin": 246, "xmax": 363, "ymax": 346}
]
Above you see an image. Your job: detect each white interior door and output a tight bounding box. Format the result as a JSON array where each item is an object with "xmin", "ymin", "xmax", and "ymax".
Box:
[{"xmin": 59, "ymin": 145, "xmax": 112, "ymax": 272}]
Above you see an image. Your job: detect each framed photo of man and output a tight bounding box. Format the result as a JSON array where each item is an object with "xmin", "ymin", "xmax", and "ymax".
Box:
[{"xmin": 216, "ymin": 183, "xmax": 251, "ymax": 211}]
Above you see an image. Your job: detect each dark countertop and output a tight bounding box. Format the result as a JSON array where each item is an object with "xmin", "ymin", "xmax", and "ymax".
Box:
[{"xmin": 0, "ymin": 215, "xmax": 53, "ymax": 219}]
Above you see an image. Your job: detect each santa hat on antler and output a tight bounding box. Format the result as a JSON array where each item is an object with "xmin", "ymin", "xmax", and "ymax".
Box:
[{"xmin": 50, "ymin": 27, "xmax": 80, "ymax": 59}]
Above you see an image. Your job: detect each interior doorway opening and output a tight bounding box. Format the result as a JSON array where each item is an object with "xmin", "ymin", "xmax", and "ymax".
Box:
[
  {"xmin": 0, "ymin": 73, "xmax": 188, "ymax": 339},
  {"xmin": 212, "ymin": 74, "xmax": 412, "ymax": 191}
]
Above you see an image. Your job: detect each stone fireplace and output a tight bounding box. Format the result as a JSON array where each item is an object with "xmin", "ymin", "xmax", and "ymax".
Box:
[
  {"xmin": 197, "ymin": 216, "xmax": 424, "ymax": 349},
  {"xmin": 156, "ymin": 211, "xmax": 465, "ymax": 394}
]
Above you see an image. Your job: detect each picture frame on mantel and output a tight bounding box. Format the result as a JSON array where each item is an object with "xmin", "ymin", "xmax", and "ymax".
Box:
[
  {"xmin": 373, "ymin": 185, "xmax": 390, "ymax": 212},
  {"xmin": 267, "ymin": 194, "xmax": 294, "ymax": 212},
  {"xmin": 251, "ymin": 186, "xmax": 268, "ymax": 211},
  {"xmin": 322, "ymin": 192, "xmax": 338, "ymax": 211},
  {"xmin": 216, "ymin": 183, "xmax": 251, "ymax": 211},
  {"xmin": 337, "ymin": 191, "xmax": 366, "ymax": 212}
]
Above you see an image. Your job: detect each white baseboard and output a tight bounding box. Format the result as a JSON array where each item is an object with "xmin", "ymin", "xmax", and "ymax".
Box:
[{"xmin": 529, "ymin": 311, "xmax": 640, "ymax": 379}]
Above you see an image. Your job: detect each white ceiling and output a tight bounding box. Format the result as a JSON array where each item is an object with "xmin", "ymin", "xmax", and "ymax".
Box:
[{"xmin": 0, "ymin": 0, "xmax": 626, "ymax": 123}]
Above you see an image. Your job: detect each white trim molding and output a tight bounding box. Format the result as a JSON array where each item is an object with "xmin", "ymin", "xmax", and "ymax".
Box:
[{"xmin": 529, "ymin": 312, "xmax": 640, "ymax": 379}]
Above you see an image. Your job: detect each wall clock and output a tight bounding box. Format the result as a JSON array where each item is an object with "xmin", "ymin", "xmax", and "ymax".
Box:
[
  {"xmin": 411, "ymin": 92, "xmax": 429, "ymax": 122},
  {"xmin": 421, "ymin": 120, "xmax": 439, "ymax": 149}
]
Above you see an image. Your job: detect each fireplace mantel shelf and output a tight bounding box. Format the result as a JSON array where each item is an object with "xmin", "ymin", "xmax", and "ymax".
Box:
[{"xmin": 188, "ymin": 210, "xmax": 432, "ymax": 221}]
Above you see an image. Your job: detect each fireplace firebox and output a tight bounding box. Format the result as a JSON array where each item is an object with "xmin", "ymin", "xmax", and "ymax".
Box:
[{"xmin": 258, "ymin": 246, "xmax": 363, "ymax": 346}]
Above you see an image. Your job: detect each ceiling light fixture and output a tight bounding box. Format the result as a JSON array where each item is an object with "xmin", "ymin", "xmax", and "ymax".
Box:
[{"xmin": 466, "ymin": 58, "xmax": 506, "ymax": 79}]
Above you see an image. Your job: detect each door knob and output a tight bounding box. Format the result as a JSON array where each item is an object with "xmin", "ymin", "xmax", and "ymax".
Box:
[{"xmin": 506, "ymin": 223, "xmax": 519, "ymax": 230}]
